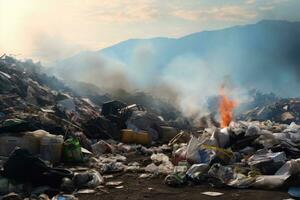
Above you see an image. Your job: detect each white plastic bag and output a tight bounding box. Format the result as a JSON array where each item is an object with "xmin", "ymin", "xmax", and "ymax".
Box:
[
  {"xmin": 186, "ymin": 136, "xmax": 201, "ymax": 164},
  {"xmin": 252, "ymin": 175, "xmax": 289, "ymax": 189}
]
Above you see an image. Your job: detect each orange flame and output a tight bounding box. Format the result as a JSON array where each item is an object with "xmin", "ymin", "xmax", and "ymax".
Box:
[{"xmin": 219, "ymin": 86, "xmax": 236, "ymax": 128}]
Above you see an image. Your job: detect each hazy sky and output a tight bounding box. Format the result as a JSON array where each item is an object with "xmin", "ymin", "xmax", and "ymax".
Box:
[{"xmin": 0, "ymin": 0, "xmax": 299, "ymax": 63}]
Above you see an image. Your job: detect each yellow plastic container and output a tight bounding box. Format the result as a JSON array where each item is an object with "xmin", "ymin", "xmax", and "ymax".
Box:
[
  {"xmin": 121, "ymin": 129, "xmax": 136, "ymax": 143},
  {"xmin": 121, "ymin": 129, "xmax": 151, "ymax": 145},
  {"xmin": 134, "ymin": 131, "xmax": 151, "ymax": 146}
]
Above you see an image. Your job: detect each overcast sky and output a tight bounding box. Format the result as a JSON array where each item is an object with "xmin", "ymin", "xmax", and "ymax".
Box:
[{"xmin": 0, "ymin": 0, "xmax": 299, "ymax": 63}]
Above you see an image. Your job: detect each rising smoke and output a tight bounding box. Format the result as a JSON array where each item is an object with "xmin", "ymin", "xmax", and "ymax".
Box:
[
  {"xmin": 49, "ymin": 20, "xmax": 300, "ymax": 120},
  {"xmin": 50, "ymin": 41, "xmax": 245, "ymax": 120}
]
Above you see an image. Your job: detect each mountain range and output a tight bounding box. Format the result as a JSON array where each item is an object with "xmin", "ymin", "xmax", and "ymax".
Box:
[{"xmin": 51, "ymin": 20, "xmax": 300, "ymax": 98}]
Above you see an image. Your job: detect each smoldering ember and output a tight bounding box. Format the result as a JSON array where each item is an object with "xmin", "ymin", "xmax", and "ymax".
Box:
[{"xmin": 1, "ymin": 2, "xmax": 300, "ymax": 200}]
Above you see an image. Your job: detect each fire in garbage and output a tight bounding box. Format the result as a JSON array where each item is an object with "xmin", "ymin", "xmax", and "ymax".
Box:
[{"xmin": 219, "ymin": 85, "xmax": 236, "ymax": 128}]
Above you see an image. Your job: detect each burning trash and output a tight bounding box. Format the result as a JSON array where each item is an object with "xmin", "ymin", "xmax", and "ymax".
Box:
[{"xmin": 219, "ymin": 85, "xmax": 236, "ymax": 128}]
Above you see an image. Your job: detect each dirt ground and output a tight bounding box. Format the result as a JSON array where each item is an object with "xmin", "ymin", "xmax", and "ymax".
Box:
[{"xmin": 77, "ymin": 173, "xmax": 290, "ymax": 200}]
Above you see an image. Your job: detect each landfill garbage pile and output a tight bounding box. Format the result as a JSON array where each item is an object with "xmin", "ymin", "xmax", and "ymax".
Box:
[
  {"xmin": 0, "ymin": 55, "xmax": 186, "ymax": 199},
  {"xmin": 238, "ymin": 98, "xmax": 300, "ymax": 124},
  {"xmin": 0, "ymin": 55, "xmax": 104, "ymax": 137},
  {"xmin": 2, "ymin": 55, "xmax": 300, "ymax": 199},
  {"xmin": 0, "ymin": 55, "xmax": 182, "ymax": 140},
  {"xmin": 165, "ymin": 120, "xmax": 300, "ymax": 191}
]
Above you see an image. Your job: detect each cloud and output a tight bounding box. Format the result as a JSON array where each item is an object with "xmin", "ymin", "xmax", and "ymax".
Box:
[
  {"xmin": 172, "ymin": 6, "xmax": 257, "ymax": 22},
  {"xmin": 83, "ymin": 0, "xmax": 160, "ymax": 23},
  {"xmin": 259, "ymin": 5, "xmax": 274, "ymax": 11},
  {"xmin": 246, "ymin": 0, "xmax": 256, "ymax": 5},
  {"xmin": 172, "ymin": 10, "xmax": 199, "ymax": 21}
]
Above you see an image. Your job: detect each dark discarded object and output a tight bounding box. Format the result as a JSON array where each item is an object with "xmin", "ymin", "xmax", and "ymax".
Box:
[
  {"xmin": 83, "ymin": 116, "xmax": 120, "ymax": 139},
  {"xmin": 2, "ymin": 149, "xmax": 73, "ymax": 187},
  {"xmin": 101, "ymin": 100, "xmax": 127, "ymax": 117}
]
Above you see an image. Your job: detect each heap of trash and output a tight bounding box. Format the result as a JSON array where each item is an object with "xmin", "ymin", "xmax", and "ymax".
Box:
[
  {"xmin": 165, "ymin": 120, "xmax": 300, "ymax": 191},
  {"xmin": 0, "ymin": 55, "xmax": 184, "ymax": 199},
  {"xmin": 239, "ymin": 98, "xmax": 300, "ymax": 124},
  {"xmin": 0, "ymin": 55, "xmax": 181, "ymax": 141},
  {"xmin": 1, "ymin": 55, "xmax": 300, "ymax": 199}
]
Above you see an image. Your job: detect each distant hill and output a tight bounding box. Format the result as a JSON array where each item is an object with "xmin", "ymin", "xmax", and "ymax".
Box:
[{"xmin": 51, "ymin": 20, "xmax": 300, "ymax": 97}]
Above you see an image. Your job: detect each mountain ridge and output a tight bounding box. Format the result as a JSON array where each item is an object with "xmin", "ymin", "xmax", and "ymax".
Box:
[{"xmin": 51, "ymin": 19, "xmax": 300, "ymax": 98}]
